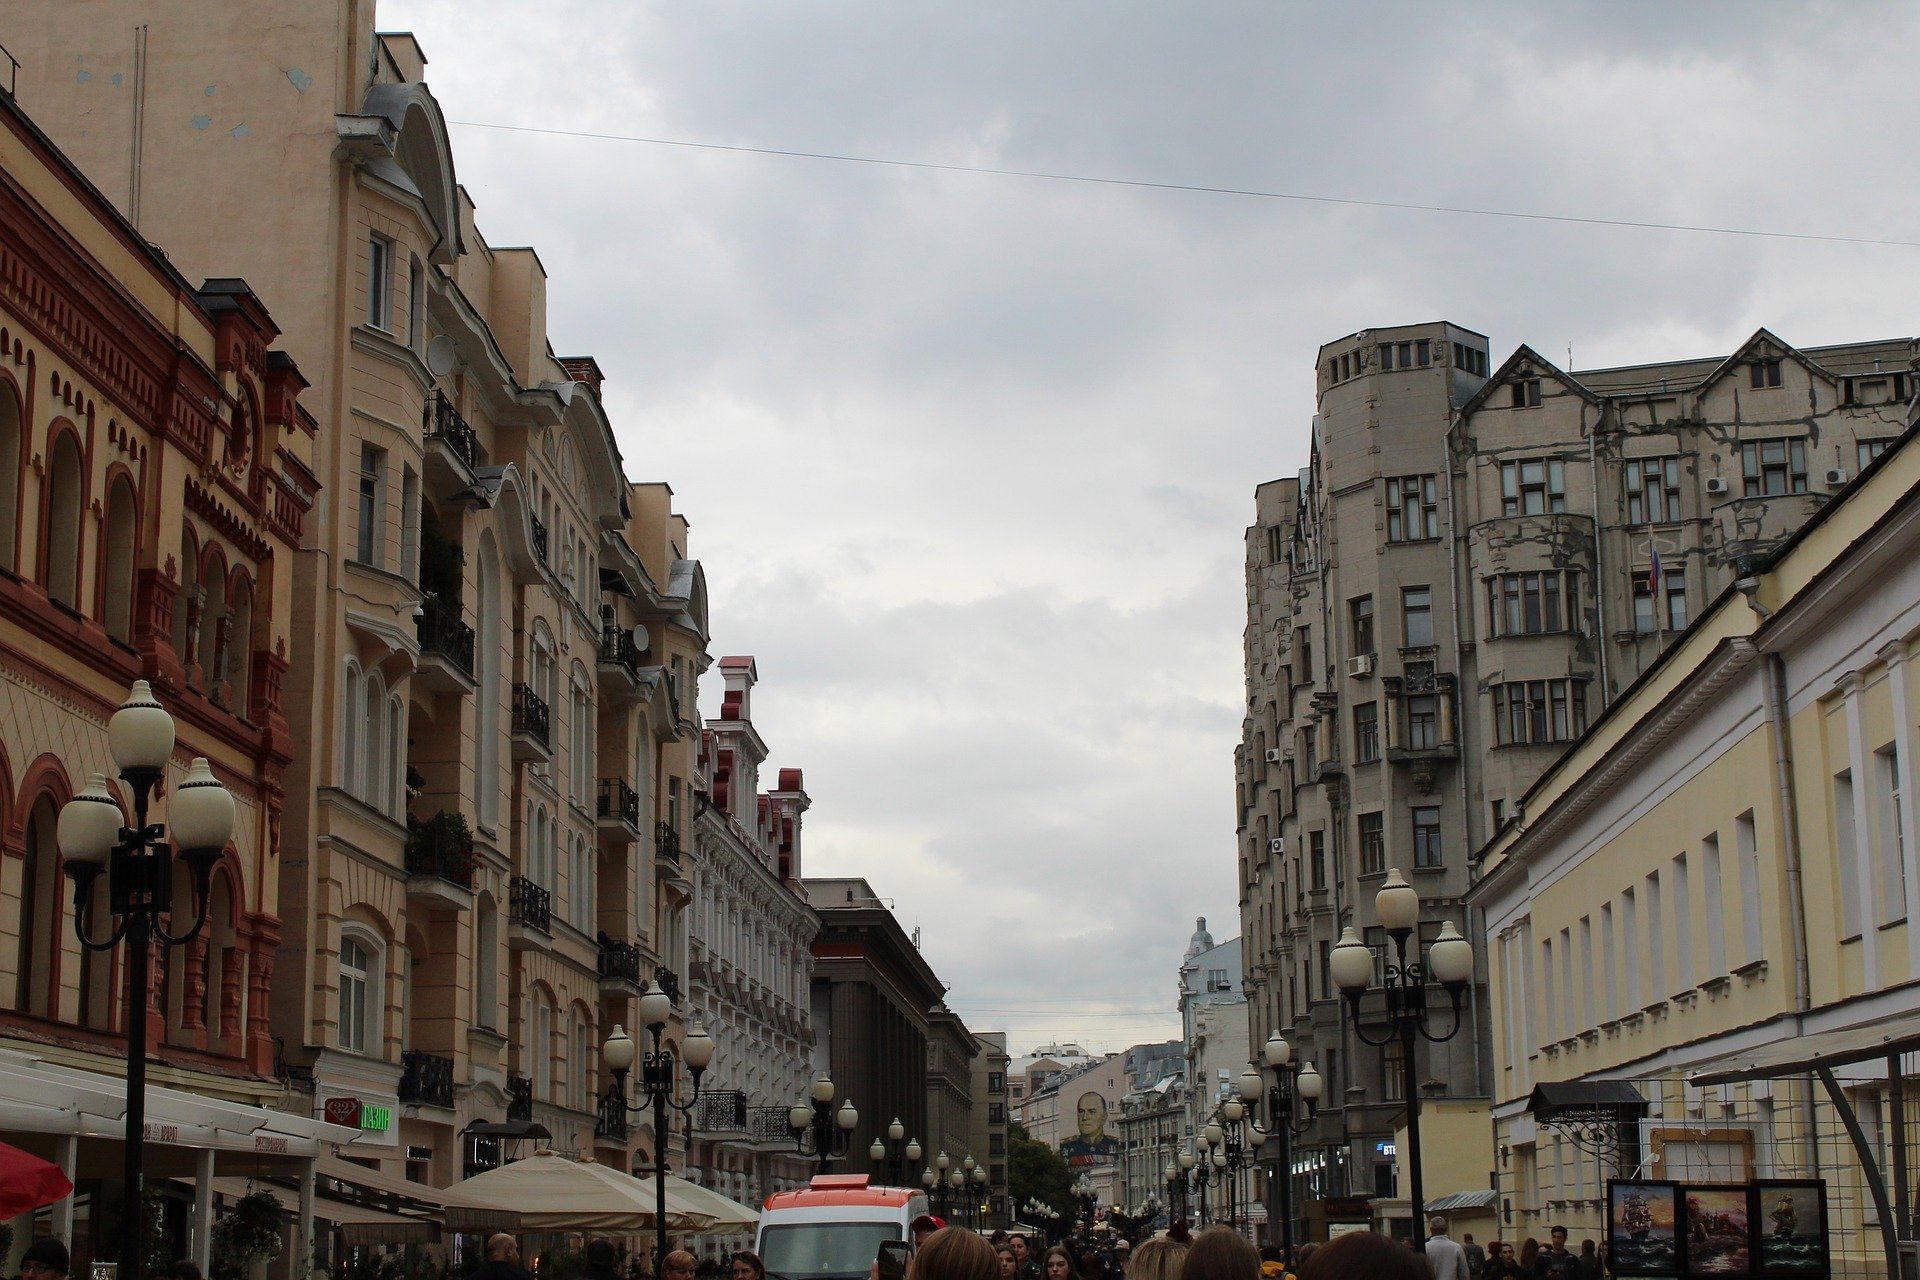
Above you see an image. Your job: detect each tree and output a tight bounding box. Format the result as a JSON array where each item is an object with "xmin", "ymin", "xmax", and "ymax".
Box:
[{"xmin": 1006, "ymin": 1121, "xmax": 1074, "ymax": 1226}]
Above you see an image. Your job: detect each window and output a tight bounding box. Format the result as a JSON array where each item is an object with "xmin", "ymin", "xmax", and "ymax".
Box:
[
  {"xmin": 1386, "ymin": 475, "xmax": 1439, "ymax": 542},
  {"xmin": 1401, "ymin": 587, "xmax": 1433, "ymax": 647},
  {"xmin": 1359, "ymin": 811, "xmax": 1385, "ymax": 875},
  {"xmin": 1491, "ymin": 798, "xmax": 1506, "ymax": 831},
  {"xmin": 1452, "ymin": 343, "xmax": 1489, "ymax": 377},
  {"xmin": 1621, "ymin": 888, "xmax": 1641, "ymax": 1009},
  {"xmin": 101, "ymin": 477, "xmax": 138, "ymax": 643},
  {"xmin": 1860, "ymin": 439, "xmax": 1894, "ymax": 472},
  {"xmin": 1317, "ymin": 941, "xmax": 1332, "ymax": 1000},
  {"xmin": 571, "ymin": 832, "xmax": 593, "ymax": 930},
  {"xmin": 1487, "ymin": 570, "xmax": 1577, "ymax": 637},
  {"xmin": 1301, "ymin": 726, "xmax": 1318, "ymax": 776},
  {"xmin": 0, "ymin": 382, "xmax": 20, "ymax": 572},
  {"xmin": 400, "ymin": 467, "xmax": 420, "ymax": 583},
  {"xmin": 1309, "ymin": 829, "xmax": 1326, "ymax": 891},
  {"xmin": 1377, "ymin": 339, "xmax": 1431, "ymax": 371},
  {"xmin": 339, "ymin": 935, "xmax": 375, "ymax": 1054},
  {"xmin": 1742, "ymin": 438, "xmax": 1808, "ymax": 496},
  {"xmin": 1749, "ymin": 358, "xmax": 1782, "ymax": 389},
  {"xmin": 1350, "ymin": 595, "xmax": 1375, "ymax": 654},
  {"xmin": 356, "ymin": 443, "xmax": 386, "ymax": 566},
  {"xmin": 1645, "ymin": 870, "xmax": 1665, "ymax": 998},
  {"xmin": 1737, "ymin": 811, "xmax": 1763, "ymax": 964},
  {"xmin": 534, "ymin": 999, "xmax": 553, "ymax": 1100},
  {"xmin": 1354, "ymin": 702, "xmax": 1380, "ymax": 764},
  {"xmin": 988, "ymin": 1071, "xmax": 1005, "ymax": 1094},
  {"xmin": 1406, "ymin": 687, "xmax": 1439, "ymax": 750},
  {"xmin": 1672, "ymin": 854, "xmax": 1693, "ymax": 992},
  {"xmin": 1509, "ymin": 379, "xmax": 1543, "ymax": 408},
  {"xmin": 1625, "ymin": 457, "xmax": 1682, "ymax": 525},
  {"xmin": 1501, "ymin": 458, "xmax": 1565, "ymax": 515},
  {"xmin": 1295, "ymin": 625, "xmax": 1312, "ymax": 682},
  {"xmin": 368, "ymin": 234, "xmax": 393, "ymax": 329},
  {"xmin": 1491, "ymin": 680, "xmax": 1588, "ymax": 746},
  {"xmin": 1412, "ymin": 806, "xmax": 1442, "ymax": 868},
  {"xmin": 1600, "ymin": 902, "xmax": 1618, "ymax": 1021},
  {"xmin": 43, "ymin": 431, "xmax": 83, "ymax": 609},
  {"xmin": 475, "ymin": 896, "xmax": 499, "ymax": 1029},
  {"xmin": 1701, "ymin": 834, "xmax": 1727, "ymax": 978},
  {"xmin": 1633, "ymin": 569, "xmax": 1688, "ymax": 634},
  {"xmin": 1877, "ymin": 745, "xmax": 1907, "ymax": 925}
]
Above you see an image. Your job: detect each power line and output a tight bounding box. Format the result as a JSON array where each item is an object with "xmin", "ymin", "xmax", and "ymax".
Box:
[{"xmin": 445, "ymin": 117, "xmax": 1920, "ymax": 249}]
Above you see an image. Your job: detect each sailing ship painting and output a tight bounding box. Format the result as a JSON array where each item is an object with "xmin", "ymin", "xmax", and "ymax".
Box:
[
  {"xmin": 1684, "ymin": 1187, "xmax": 1753, "ymax": 1276},
  {"xmin": 1610, "ymin": 1182, "xmax": 1681, "ymax": 1274},
  {"xmin": 1756, "ymin": 1182, "xmax": 1828, "ymax": 1276}
]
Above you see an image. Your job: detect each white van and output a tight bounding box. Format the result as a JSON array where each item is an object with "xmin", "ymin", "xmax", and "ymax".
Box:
[{"xmin": 755, "ymin": 1174, "xmax": 932, "ymax": 1280}]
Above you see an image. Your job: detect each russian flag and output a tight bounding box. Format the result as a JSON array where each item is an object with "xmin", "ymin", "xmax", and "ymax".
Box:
[{"xmin": 1648, "ymin": 543, "xmax": 1664, "ymax": 596}]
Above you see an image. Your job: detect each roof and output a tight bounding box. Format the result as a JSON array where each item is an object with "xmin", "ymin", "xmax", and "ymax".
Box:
[
  {"xmin": 766, "ymin": 1176, "xmax": 918, "ymax": 1211},
  {"xmin": 1426, "ymin": 1190, "xmax": 1498, "ymax": 1212},
  {"xmin": 1689, "ymin": 1008, "xmax": 1920, "ymax": 1086}
]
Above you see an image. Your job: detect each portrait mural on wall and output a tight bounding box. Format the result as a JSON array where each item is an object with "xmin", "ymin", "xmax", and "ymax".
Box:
[{"xmin": 1059, "ymin": 1090, "xmax": 1120, "ymax": 1169}]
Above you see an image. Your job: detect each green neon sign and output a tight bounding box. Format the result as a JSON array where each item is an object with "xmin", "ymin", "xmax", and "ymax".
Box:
[{"xmin": 361, "ymin": 1104, "xmax": 393, "ymax": 1133}]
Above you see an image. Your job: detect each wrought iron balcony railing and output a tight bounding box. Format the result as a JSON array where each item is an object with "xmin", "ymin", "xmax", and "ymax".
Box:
[
  {"xmin": 512, "ymin": 683, "xmax": 551, "ymax": 749},
  {"xmin": 598, "ymin": 777, "xmax": 640, "ymax": 827},
  {"xmin": 694, "ymin": 1089, "xmax": 748, "ymax": 1133},
  {"xmin": 423, "ymin": 391, "xmax": 480, "ymax": 471},
  {"xmin": 530, "ymin": 512, "xmax": 549, "ymax": 563},
  {"xmin": 655, "ymin": 820, "xmax": 682, "ymax": 866},
  {"xmin": 400, "ymin": 1050, "xmax": 455, "ymax": 1108},
  {"xmin": 599, "ymin": 625, "xmax": 643, "ymax": 679},
  {"xmin": 506, "ymin": 1074, "xmax": 533, "ymax": 1121},
  {"xmin": 510, "ymin": 874, "xmax": 552, "ymax": 935},
  {"xmin": 404, "ymin": 812, "xmax": 477, "ymax": 890},
  {"xmin": 596, "ymin": 1089, "xmax": 629, "ymax": 1142},
  {"xmin": 598, "ymin": 933, "xmax": 642, "ymax": 986},
  {"xmin": 653, "ymin": 965, "xmax": 682, "ymax": 1004},
  {"xmin": 416, "ymin": 595, "xmax": 476, "ymax": 681}
]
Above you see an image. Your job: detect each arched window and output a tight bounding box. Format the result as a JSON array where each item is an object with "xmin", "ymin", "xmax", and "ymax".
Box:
[
  {"xmin": 571, "ymin": 1007, "xmax": 592, "ymax": 1110},
  {"xmin": 363, "ymin": 670, "xmax": 388, "ymax": 809},
  {"xmin": 43, "ymin": 430, "xmax": 84, "ymax": 609},
  {"xmin": 338, "ymin": 931, "xmax": 380, "ymax": 1054},
  {"xmin": 476, "ymin": 535, "xmax": 502, "ymax": 826},
  {"xmin": 171, "ymin": 530, "xmax": 198, "ymax": 666},
  {"xmin": 341, "ymin": 661, "xmax": 363, "ymax": 788},
  {"xmin": 0, "ymin": 380, "xmax": 21, "ymax": 571},
  {"xmin": 473, "ymin": 893, "xmax": 499, "ymax": 1030},
  {"xmin": 571, "ymin": 832, "xmax": 592, "ymax": 929},
  {"xmin": 533, "ymin": 995, "xmax": 553, "ymax": 1100},
  {"xmin": 197, "ymin": 551, "xmax": 227, "ymax": 698},
  {"xmin": 100, "ymin": 476, "xmax": 139, "ymax": 643},
  {"xmin": 388, "ymin": 693, "xmax": 407, "ymax": 820},
  {"xmin": 531, "ymin": 806, "xmax": 551, "ymax": 888},
  {"xmin": 15, "ymin": 795, "xmax": 62, "ymax": 1018},
  {"xmin": 225, "ymin": 574, "xmax": 254, "ymax": 714}
]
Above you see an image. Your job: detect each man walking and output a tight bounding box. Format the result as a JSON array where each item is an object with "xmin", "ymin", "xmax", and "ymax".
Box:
[
  {"xmin": 1534, "ymin": 1227, "xmax": 1575, "ymax": 1280},
  {"xmin": 1463, "ymin": 1232, "xmax": 1486, "ymax": 1280},
  {"xmin": 1426, "ymin": 1215, "xmax": 1469, "ymax": 1280},
  {"xmin": 471, "ymin": 1234, "xmax": 534, "ymax": 1280}
]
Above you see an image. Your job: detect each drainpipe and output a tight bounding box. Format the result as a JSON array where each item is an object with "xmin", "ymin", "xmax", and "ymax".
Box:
[
  {"xmin": 1587, "ymin": 413, "xmax": 1611, "ymax": 702},
  {"xmin": 1439, "ymin": 418, "xmax": 1484, "ymax": 1096}
]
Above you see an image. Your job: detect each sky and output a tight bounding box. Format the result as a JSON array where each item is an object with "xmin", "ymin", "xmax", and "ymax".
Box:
[{"xmin": 381, "ymin": 0, "xmax": 1920, "ymax": 1056}]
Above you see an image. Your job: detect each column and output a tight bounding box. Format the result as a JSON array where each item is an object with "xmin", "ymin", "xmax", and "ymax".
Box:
[
  {"xmin": 51, "ymin": 1135, "xmax": 76, "ymax": 1249},
  {"xmin": 1878, "ymin": 642, "xmax": 1920, "ymax": 979},
  {"xmin": 192, "ymin": 1148, "xmax": 215, "ymax": 1271}
]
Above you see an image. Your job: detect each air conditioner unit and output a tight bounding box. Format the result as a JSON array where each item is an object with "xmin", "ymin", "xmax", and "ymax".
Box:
[
  {"xmin": 1825, "ymin": 467, "xmax": 1849, "ymax": 488},
  {"xmin": 1346, "ymin": 653, "xmax": 1376, "ymax": 678},
  {"xmin": 1705, "ymin": 476, "xmax": 1729, "ymax": 495},
  {"xmin": 1268, "ymin": 837, "xmax": 1286, "ymax": 855},
  {"xmin": 1264, "ymin": 748, "xmax": 1284, "ymax": 764}
]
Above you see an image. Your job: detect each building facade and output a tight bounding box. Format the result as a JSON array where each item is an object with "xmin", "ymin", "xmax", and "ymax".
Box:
[
  {"xmin": 1238, "ymin": 322, "xmax": 1919, "ymax": 1224},
  {"xmin": 1116, "ymin": 1072, "xmax": 1187, "ymax": 1225},
  {"xmin": 685, "ymin": 656, "xmax": 818, "ymax": 1238},
  {"xmin": 1474, "ymin": 414, "xmax": 1920, "ymax": 1271},
  {"xmin": 0, "ymin": 83, "xmax": 322, "ymax": 1268},
  {"xmin": 13, "ymin": 11, "xmax": 709, "ymax": 1186},
  {"xmin": 804, "ymin": 877, "xmax": 947, "ymax": 1180},
  {"xmin": 970, "ymin": 1030, "xmax": 1011, "ymax": 1226}
]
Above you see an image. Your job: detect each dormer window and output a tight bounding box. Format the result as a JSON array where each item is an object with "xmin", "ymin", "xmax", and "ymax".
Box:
[
  {"xmin": 1509, "ymin": 378, "xmax": 1542, "ymax": 409},
  {"xmin": 1749, "ymin": 358, "xmax": 1783, "ymax": 389}
]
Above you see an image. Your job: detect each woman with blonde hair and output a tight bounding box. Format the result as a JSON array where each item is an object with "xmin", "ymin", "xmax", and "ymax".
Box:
[
  {"xmin": 1127, "ymin": 1237, "xmax": 1189, "ymax": 1280},
  {"xmin": 916, "ymin": 1227, "xmax": 1003, "ymax": 1280}
]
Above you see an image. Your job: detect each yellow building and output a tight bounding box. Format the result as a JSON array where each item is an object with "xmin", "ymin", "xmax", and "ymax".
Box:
[{"xmin": 1473, "ymin": 396, "xmax": 1920, "ymax": 1279}]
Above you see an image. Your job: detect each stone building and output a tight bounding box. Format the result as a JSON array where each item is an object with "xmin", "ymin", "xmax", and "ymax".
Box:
[
  {"xmin": 0, "ymin": 83, "xmax": 327, "ymax": 1267},
  {"xmin": 1115, "ymin": 1070, "xmax": 1187, "ymax": 1225},
  {"xmin": 925, "ymin": 1005, "xmax": 980, "ymax": 1179},
  {"xmin": 11, "ymin": 11, "xmax": 706, "ymax": 1186},
  {"xmin": 1238, "ymin": 322, "xmax": 1918, "ymax": 1226},
  {"xmin": 686, "ymin": 655, "xmax": 819, "ymax": 1222},
  {"xmin": 970, "ymin": 1030, "xmax": 1011, "ymax": 1226}
]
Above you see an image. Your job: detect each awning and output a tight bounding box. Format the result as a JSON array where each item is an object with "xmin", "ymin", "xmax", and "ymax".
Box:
[
  {"xmin": 316, "ymin": 1152, "xmax": 453, "ymax": 1209},
  {"xmin": 180, "ymin": 1177, "xmax": 435, "ymax": 1245},
  {"xmin": 1526, "ymin": 1081, "xmax": 1648, "ymax": 1123},
  {"xmin": 0, "ymin": 1047, "xmax": 357, "ymax": 1155},
  {"xmin": 1688, "ymin": 1009, "xmax": 1920, "ymax": 1085},
  {"xmin": 1425, "ymin": 1190, "xmax": 1497, "ymax": 1213}
]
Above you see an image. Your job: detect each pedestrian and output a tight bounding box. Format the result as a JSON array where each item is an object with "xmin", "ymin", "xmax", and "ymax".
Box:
[
  {"xmin": 1181, "ymin": 1228, "xmax": 1259, "ymax": 1280},
  {"xmin": 1012, "ymin": 1234, "xmax": 1040, "ymax": 1280},
  {"xmin": 581, "ymin": 1241, "xmax": 623, "ymax": 1280},
  {"xmin": 1298, "ymin": 1232, "xmax": 1428, "ymax": 1280},
  {"xmin": 664, "ymin": 1250, "xmax": 700, "ymax": 1280},
  {"xmin": 169, "ymin": 1264, "xmax": 204, "ymax": 1280},
  {"xmin": 731, "ymin": 1252, "xmax": 767, "ymax": 1280},
  {"xmin": 914, "ymin": 1228, "xmax": 1002, "ymax": 1280},
  {"xmin": 1128, "ymin": 1237, "xmax": 1190, "ymax": 1280},
  {"xmin": 915, "ymin": 1214, "xmax": 950, "ymax": 1250},
  {"xmin": 469, "ymin": 1234, "xmax": 534, "ymax": 1280},
  {"xmin": 1534, "ymin": 1229, "xmax": 1573, "ymax": 1280},
  {"xmin": 1463, "ymin": 1233, "xmax": 1485, "ymax": 1280},
  {"xmin": 17, "ymin": 1240, "xmax": 69, "ymax": 1280},
  {"xmin": 1427, "ymin": 1215, "xmax": 1469, "ymax": 1280},
  {"xmin": 1046, "ymin": 1245, "xmax": 1078, "ymax": 1280},
  {"xmin": 999, "ymin": 1246, "xmax": 1022, "ymax": 1280},
  {"xmin": 1518, "ymin": 1238, "xmax": 1541, "ymax": 1280},
  {"xmin": 1290, "ymin": 1245, "xmax": 1315, "ymax": 1274}
]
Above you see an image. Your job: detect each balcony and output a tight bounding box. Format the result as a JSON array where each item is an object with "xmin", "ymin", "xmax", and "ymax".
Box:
[
  {"xmin": 530, "ymin": 512, "xmax": 549, "ymax": 565},
  {"xmin": 422, "ymin": 391, "xmax": 480, "ymax": 497},
  {"xmin": 749, "ymin": 1105, "xmax": 795, "ymax": 1148},
  {"xmin": 597, "ymin": 778, "xmax": 641, "ymax": 842},
  {"xmin": 595, "ymin": 1090, "xmax": 629, "ymax": 1144},
  {"xmin": 694, "ymin": 1089, "xmax": 748, "ymax": 1138},
  {"xmin": 655, "ymin": 821, "xmax": 682, "ymax": 868},
  {"xmin": 598, "ymin": 933, "xmax": 643, "ymax": 995},
  {"xmin": 405, "ymin": 811, "xmax": 476, "ymax": 908},
  {"xmin": 415, "ymin": 595, "xmax": 476, "ymax": 693},
  {"xmin": 598, "ymin": 625, "xmax": 644, "ymax": 699},
  {"xmin": 511, "ymin": 683, "xmax": 552, "ymax": 761},
  {"xmin": 507, "ymin": 1075, "xmax": 533, "ymax": 1122},
  {"xmin": 653, "ymin": 965, "xmax": 683, "ymax": 1005},
  {"xmin": 400, "ymin": 1050, "xmax": 455, "ymax": 1109},
  {"xmin": 509, "ymin": 874, "xmax": 552, "ymax": 946}
]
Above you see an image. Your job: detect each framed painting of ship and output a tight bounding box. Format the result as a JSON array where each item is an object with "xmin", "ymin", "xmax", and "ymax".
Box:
[
  {"xmin": 1610, "ymin": 1180, "xmax": 1683, "ymax": 1275},
  {"xmin": 1753, "ymin": 1181, "xmax": 1828, "ymax": 1278},
  {"xmin": 1682, "ymin": 1184, "xmax": 1756, "ymax": 1277}
]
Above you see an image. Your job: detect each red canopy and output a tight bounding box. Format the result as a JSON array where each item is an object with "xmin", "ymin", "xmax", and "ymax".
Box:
[{"xmin": 0, "ymin": 1142, "xmax": 73, "ymax": 1219}]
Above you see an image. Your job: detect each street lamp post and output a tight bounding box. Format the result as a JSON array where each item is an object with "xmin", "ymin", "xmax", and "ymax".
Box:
[
  {"xmin": 603, "ymin": 986, "xmax": 715, "ymax": 1270},
  {"xmin": 1241, "ymin": 1040, "xmax": 1323, "ymax": 1262},
  {"xmin": 1073, "ymin": 1174, "xmax": 1098, "ymax": 1236},
  {"xmin": 789, "ymin": 1074, "xmax": 859, "ymax": 1173},
  {"xmin": 930, "ymin": 1150, "xmax": 953, "ymax": 1217},
  {"xmin": 60, "ymin": 682, "xmax": 238, "ymax": 1280},
  {"xmin": 869, "ymin": 1119, "xmax": 920, "ymax": 1187},
  {"xmin": 972, "ymin": 1163, "xmax": 988, "ymax": 1229},
  {"xmin": 1330, "ymin": 869, "xmax": 1475, "ymax": 1239}
]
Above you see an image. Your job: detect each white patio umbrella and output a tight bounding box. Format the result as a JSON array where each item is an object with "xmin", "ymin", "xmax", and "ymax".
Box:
[
  {"xmin": 640, "ymin": 1174, "xmax": 760, "ymax": 1232},
  {"xmin": 441, "ymin": 1149, "xmax": 721, "ymax": 1233}
]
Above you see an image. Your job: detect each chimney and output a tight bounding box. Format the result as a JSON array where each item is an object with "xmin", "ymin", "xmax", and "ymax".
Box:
[{"xmin": 559, "ymin": 355, "xmax": 605, "ymax": 396}]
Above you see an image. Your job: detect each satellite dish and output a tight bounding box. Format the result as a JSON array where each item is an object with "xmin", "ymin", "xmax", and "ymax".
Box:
[
  {"xmin": 632, "ymin": 627, "xmax": 651, "ymax": 653},
  {"xmin": 426, "ymin": 334, "xmax": 458, "ymax": 377}
]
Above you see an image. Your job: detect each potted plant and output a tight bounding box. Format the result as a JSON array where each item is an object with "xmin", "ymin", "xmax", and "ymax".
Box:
[{"xmin": 212, "ymin": 1190, "xmax": 284, "ymax": 1280}]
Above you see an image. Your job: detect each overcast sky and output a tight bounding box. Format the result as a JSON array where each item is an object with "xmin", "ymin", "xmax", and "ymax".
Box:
[{"xmin": 383, "ymin": 1, "xmax": 1919, "ymax": 1056}]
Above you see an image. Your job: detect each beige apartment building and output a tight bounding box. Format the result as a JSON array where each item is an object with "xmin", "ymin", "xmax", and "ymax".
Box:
[
  {"xmin": 1238, "ymin": 322, "xmax": 1918, "ymax": 1228},
  {"xmin": 11, "ymin": 8, "xmax": 705, "ymax": 1187},
  {"xmin": 969, "ymin": 1030, "xmax": 1011, "ymax": 1226},
  {"xmin": 1473, "ymin": 411, "xmax": 1920, "ymax": 1278}
]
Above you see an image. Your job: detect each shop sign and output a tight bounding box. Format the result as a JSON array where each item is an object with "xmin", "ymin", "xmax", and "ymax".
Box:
[
  {"xmin": 360, "ymin": 1103, "xmax": 393, "ymax": 1133},
  {"xmin": 324, "ymin": 1097, "xmax": 364, "ymax": 1127},
  {"xmin": 318, "ymin": 1093, "xmax": 397, "ymax": 1144}
]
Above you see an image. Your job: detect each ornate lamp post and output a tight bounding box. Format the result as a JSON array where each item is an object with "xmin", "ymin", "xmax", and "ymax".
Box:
[
  {"xmin": 948, "ymin": 1165, "xmax": 967, "ymax": 1225},
  {"xmin": 788, "ymin": 1073, "xmax": 858, "ymax": 1172},
  {"xmin": 1241, "ymin": 1038, "xmax": 1323, "ymax": 1261},
  {"xmin": 1212, "ymin": 1095, "xmax": 1257, "ymax": 1231},
  {"xmin": 1330, "ymin": 869, "xmax": 1474, "ymax": 1237},
  {"xmin": 1074, "ymin": 1173, "xmax": 1098, "ymax": 1236},
  {"xmin": 60, "ymin": 682, "xmax": 238, "ymax": 1280},
  {"xmin": 869, "ymin": 1119, "xmax": 920, "ymax": 1186},
  {"xmin": 972, "ymin": 1163, "xmax": 989, "ymax": 1228},
  {"xmin": 930, "ymin": 1149, "xmax": 953, "ymax": 1216},
  {"xmin": 603, "ymin": 985, "xmax": 715, "ymax": 1270}
]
